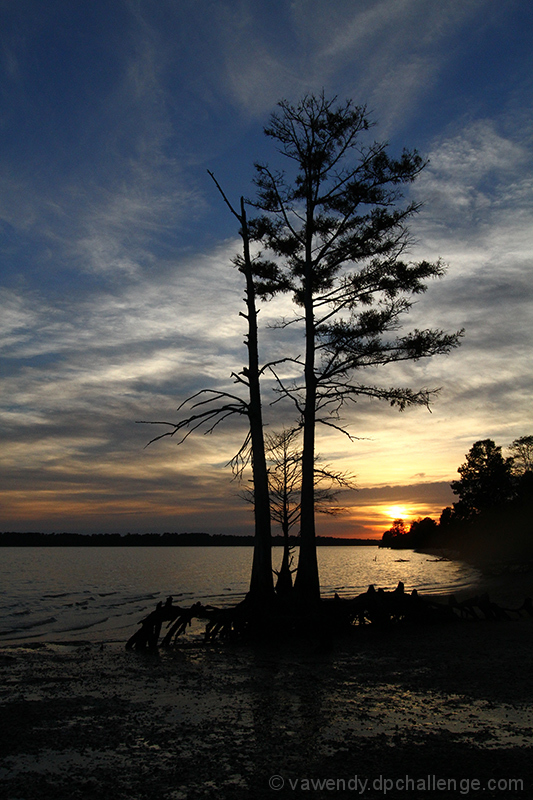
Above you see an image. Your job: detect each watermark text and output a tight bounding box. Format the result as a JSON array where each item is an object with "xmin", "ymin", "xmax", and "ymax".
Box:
[{"xmin": 268, "ymin": 773, "xmax": 524, "ymax": 794}]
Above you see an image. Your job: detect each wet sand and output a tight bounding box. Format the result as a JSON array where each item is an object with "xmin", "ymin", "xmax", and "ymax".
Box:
[{"xmin": 1, "ymin": 606, "xmax": 533, "ymax": 800}]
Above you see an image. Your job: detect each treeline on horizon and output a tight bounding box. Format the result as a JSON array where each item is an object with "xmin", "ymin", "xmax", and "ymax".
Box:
[
  {"xmin": 0, "ymin": 531, "xmax": 379, "ymax": 547},
  {"xmin": 381, "ymin": 437, "xmax": 533, "ymax": 562}
]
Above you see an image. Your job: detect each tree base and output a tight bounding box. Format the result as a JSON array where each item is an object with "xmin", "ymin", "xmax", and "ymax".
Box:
[{"xmin": 125, "ymin": 582, "xmax": 532, "ymax": 651}]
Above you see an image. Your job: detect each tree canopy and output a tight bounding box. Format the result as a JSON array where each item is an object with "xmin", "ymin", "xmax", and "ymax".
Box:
[
  {"xmin": 509, "ymin": 435, "xmax": 533, "ymax": 475},
  {"xmin": 450, "ymin": 439, "xmax": 515, "ymax": 521}
]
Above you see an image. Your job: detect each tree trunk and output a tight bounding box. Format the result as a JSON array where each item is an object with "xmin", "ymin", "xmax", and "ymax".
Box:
[
  {"xmin": 294, "ymin": 371, "xmax": 320, "ymax": 602},
  {"xmin": 294, "ymin": 207, "xmax": 321, "ymax": 604},
  {"xmin": 275, "ymin": 503, "xmax": 293, "ymax": 597},
  {"xmin": 240, "ymin": 199, "xmax": 274, "ymax": 603}
]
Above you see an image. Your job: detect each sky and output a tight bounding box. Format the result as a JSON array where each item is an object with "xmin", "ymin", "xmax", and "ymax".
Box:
[{"xmin": 1, "ymin": 0, "xmax": 532, "ymax": 539}]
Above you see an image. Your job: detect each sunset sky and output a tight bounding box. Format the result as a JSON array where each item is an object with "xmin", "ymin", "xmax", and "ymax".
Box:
[{"xmin": 1, "ymin": 0, "xmax": 532, "ymax": 538}]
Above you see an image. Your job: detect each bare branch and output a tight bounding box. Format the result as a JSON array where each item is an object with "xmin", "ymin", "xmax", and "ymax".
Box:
[
  {"xmin": 258, "ymin": 355, "xmax": 303, "ymax": 377},
  {"xmin": 315, "ymin": 416, "xmax": 357, "ymax": 440},
  {"xmin": 207, "ymin": 170, "xmax": 242, "ymax": 223}
]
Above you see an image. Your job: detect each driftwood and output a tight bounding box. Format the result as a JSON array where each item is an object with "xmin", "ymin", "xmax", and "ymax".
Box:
[
  {"xmin": 125, "ymin": 582, "xmax": 533, "ymax": 651},
  {"xmin": 125, "ymin": 596, "xmax": 178, "ymax": 651},
  {"xmin": 126, "ymin": 597, "xmax": 254, "ymax": 650}
]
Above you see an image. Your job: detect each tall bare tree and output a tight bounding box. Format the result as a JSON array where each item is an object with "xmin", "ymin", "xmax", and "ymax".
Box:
[{"xmin": 141, "ymin": 175, "xmax": 286, "ymax": 604}]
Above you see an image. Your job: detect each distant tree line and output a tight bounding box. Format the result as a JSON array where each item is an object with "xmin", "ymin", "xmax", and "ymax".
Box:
[
  {"xmin": 381, "ymin": 436, "xmax": 533, "ymax": 561},
  {"xmin": 0, "ymin": 532, "xmax": 378, "ymax": 547}
]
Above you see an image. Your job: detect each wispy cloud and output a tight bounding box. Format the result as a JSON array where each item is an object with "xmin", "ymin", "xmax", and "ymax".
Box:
[
  {"xmin": 391, "ymin": 119, "xmax": 533, "ymax": 453},
  {"xmin": 284, "ymin": 0, "xmax": 491, "ymax": 126},
  {"xmin": 414, "ymin": 120, "xmax": 529, "ymax": 225},
  {"xmin": 199, "ymin": 0, "xmax": 492, "ymax": 122},
  {"xmin": 0, "ymin": 257, "xmax": 255, "ymax": 533},
  {"xmin": 0, "ymin": 1, "xmax": 205, "ymax": 285}
]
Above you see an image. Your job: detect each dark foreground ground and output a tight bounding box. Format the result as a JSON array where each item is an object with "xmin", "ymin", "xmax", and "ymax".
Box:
[{"xmin": 1, "ymin": 601, "xmax": 533, "ymax": 800}]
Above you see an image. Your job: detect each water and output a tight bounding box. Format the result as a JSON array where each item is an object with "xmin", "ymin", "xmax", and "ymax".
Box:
[{"xmin": 0, "ymin": 546, "xmax": 481, "ymax": 644}]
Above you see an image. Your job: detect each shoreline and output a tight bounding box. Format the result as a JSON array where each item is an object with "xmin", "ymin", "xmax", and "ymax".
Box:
[
  {"xmin": 1, "ymin": 568, "xmax": 531, "ymax": 649},
  {"xmin": 415, "ymin": 548, "xmax": 533, "ymax": 607},
  {"xmin": 2, "ymin": 614, "xmax": 533, "ymax": 799}
]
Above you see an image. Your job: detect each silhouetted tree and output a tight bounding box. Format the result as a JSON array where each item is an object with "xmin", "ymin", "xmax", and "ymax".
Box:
[
  {"xmin": 509, "ymin": 435, "xmax": 533, "ymax": 475},
  {"xmin": 141, "ymin": 175, "xmax": 287, "ymax": 603},
  {"xmin": 439, "ymin": 506, "xmax": 455, "ymax": 529},
  {"xmin": 381, "ymin": 517, "xmax": 439, "ymax": 549},
  {"xmin": 381, "ymin": 516, "xmax": 439, "ymax": 549},
  {"xmin": 252, "ymin": 93, "xmax": 462, "ymax": 602},
  {"xmin": 408, "ymin": 516, "xmax": 439, "ymax": 548},
  {"xmin": 381, "ymin": 518, "xmax": 408, "ymax": 548},
  {"xmin": 450, "ymin": 439, "xmax": 515, "ymax": 521},
  {"xmin": 264, "ymin": 429, "xmax": 300, "ymax": 596},
  {"xmin": 262, "ymin": 428, "xmax": 356, "ymax": 595}
]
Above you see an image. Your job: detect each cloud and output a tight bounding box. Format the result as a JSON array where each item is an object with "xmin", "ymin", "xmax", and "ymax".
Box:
[
  {"xmin": 381, "ymin": 119, "xmax": 533, "ymax": 459},
  {"xmin": 410, "ymin": 120, "xmax": 533, "ymax": 340},
  {"xmin": 182, "ymin": 0, "xmax": 492, "ymax": 126},
  {"xmin": 414, "ymin": 120, "xmax": 529, "ymax": 227},
  {"xmin": 286, "ymin": 0, "xmax": 491, "ymax": 129},
  {"xmin": 0, "ymin": 237, "xmax": 263, "ymax": 524},
  {"xmin": 0, "ymin": 1, "xmax": 206, "ymax": 286}
]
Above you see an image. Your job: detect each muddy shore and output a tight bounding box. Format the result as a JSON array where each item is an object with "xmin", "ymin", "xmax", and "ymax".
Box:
[{"xmin": 1, "ymin": 600, "xmax": 533, "ymax": 800}]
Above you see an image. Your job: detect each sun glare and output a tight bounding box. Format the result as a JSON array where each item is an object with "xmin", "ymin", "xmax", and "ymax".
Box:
[{"xmin": 386, "ymin": 505, "xmax": 409, "ymax": 520}]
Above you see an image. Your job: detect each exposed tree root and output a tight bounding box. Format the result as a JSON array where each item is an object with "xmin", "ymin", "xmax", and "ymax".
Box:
[{"xmin": 125, "ymin": 582, "xmax": 533, "ymax": 651}]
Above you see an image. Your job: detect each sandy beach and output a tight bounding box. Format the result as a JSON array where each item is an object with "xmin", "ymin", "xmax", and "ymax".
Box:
[{"xmin": 1, "ymin": 594, "xmax": 533, "ymax": 800}]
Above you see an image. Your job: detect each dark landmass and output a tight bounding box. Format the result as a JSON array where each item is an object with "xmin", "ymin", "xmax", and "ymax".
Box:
[
  {"xmin": 0, "ymin": 531, "xmax": 379, "ymax": 547},
  {"xmin": 380, "ymin": 456, "xmax": 533, "ymax": 568},
  {"xmin": 380, "ymin": 500, "xmax": 533, "ymax": 567}
]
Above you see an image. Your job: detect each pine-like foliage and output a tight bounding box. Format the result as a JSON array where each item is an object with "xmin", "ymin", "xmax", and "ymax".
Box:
[{"xmin": 251, "ymin": 93, "xmax": 462, "ymax": 601}]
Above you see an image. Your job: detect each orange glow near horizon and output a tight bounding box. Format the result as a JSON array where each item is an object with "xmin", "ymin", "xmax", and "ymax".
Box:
[{"xmin": 338, "ymin": 499, "xmax": 447, "ymax": 541}]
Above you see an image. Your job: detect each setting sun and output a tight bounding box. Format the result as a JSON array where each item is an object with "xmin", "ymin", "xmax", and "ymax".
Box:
[{"xmin": 386, "ymin": 505, "xmax": 410, "ymax": 520}]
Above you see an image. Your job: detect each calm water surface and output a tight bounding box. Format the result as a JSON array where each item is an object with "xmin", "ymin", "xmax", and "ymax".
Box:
[{"xmin": 0, "ymin": 546, "xmax": 481, "ymax": 644}]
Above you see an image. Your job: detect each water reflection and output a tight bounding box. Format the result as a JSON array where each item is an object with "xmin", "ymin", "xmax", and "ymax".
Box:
[{"xmin": 317, "ymin": 547, "xmax": 481, "ymax": 598}]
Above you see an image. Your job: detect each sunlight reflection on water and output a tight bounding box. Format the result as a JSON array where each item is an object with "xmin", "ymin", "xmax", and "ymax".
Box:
[
  {"xmin": 317, "ymin": 546, "xmax": 480, "ymax": 598},
  {"xmin": 0, "ymin": 546, "xmax": 481, "ymax": 644}
]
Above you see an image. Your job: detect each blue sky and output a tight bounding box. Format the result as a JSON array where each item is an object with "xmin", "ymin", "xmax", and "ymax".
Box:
[{"xmin": 1, "ymin": 0, "xmax": 532, "ymax": 537}]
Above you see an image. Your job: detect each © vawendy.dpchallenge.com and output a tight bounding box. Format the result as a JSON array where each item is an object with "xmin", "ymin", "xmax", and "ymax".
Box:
[{"xmin": 268, "ymin": 774, "xmax": 525, "ymax": 794}]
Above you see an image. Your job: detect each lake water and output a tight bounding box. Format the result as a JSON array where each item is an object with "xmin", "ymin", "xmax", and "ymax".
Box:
[{"xmin": 0, "ymin": 546, "xmax": 482, "ymax": 645}]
